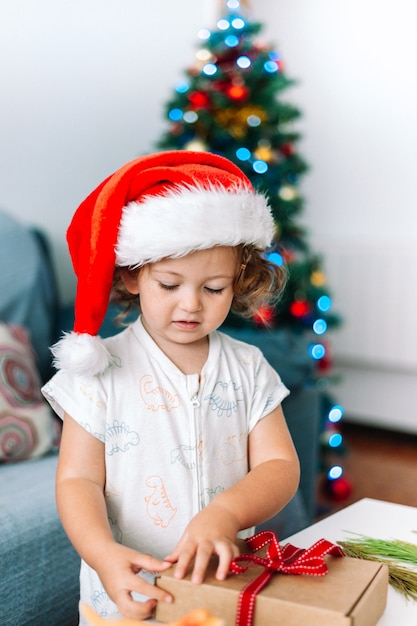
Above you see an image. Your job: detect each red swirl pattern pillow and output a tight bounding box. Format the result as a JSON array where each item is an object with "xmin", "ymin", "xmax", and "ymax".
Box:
[{"xmin": 0, "ymin": 324, "xmax": 54, "ymax": 462}]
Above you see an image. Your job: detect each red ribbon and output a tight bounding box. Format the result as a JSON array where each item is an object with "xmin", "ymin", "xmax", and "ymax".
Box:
[{"xmin": 229, "ymin": 530, "xmax": 345, "ymax": 626}]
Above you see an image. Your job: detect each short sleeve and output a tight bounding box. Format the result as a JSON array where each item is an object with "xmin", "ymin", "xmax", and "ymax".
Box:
[
  {"xmin": 247, "ymin": 349, "xmax": 289, "ymax": 433},
  {"xmin": 41, "ymin": 369, "xmax": 108, "ymax": 441}
]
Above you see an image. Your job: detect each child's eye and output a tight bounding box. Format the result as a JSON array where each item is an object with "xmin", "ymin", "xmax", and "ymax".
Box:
[
  {"xmin": 205, "ymin": 287, "xmax": 225, "ymax": 294},
  {"xmin": 159, "ymin": 283, "xmax": 178, "ymax": 291}
]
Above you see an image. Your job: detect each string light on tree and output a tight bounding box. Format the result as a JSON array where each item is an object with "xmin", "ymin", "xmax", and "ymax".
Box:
[{"xmin": 155, "ymin": 0, "xmax": 348, "ymax": 502}]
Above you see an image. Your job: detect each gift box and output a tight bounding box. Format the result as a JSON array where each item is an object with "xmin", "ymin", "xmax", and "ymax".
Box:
[{"xmin": 155, "ymin": 535, "xmax": 388, "ymax": 626}]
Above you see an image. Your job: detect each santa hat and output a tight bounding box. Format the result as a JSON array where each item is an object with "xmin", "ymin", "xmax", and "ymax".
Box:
[{"xmin": 52, "ymin": 150, "xmax": 275, "ymax": 376}]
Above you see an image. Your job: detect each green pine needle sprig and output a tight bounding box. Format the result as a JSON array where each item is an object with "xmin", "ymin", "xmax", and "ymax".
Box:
[{"xmin": 338, "ymin": 534, "xmax": 417, "ymax": 602}]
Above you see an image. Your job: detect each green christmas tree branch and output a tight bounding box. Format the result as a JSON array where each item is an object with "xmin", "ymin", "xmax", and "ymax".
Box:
[{"xmin": 338, "ymin": 535, "xmax": 417, "ymax": 601}]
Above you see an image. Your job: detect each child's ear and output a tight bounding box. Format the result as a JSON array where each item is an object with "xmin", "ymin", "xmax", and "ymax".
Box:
[{"xmin": 119, "ymin": 268, "xmax": 140, "ymax": 295}]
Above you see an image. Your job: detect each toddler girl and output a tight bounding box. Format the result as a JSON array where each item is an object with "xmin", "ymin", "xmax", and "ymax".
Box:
[{"xmin": 42, "ymin": 150, "xmax": 300, "ymax": 623}]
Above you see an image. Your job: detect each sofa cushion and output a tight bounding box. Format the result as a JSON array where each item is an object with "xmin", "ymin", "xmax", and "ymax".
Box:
[
  {"xmin": 0, "ymin": 324, "xmax": 55, "ymax": 462},
  {"xmin": 0, "ymin": 211, "xmax": 59, "ymax": 384},
  {"xmin": 0, "ymin": 453, "xmax": 80, "ymax": 625}
]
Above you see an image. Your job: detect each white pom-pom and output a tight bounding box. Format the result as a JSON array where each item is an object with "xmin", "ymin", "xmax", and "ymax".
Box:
[{"xmin": 51, "ymin": 332, "xmax": 113, "ymax": 376}]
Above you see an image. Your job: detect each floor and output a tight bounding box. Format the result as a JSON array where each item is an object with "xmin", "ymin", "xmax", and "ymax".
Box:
[{"xmin": 315, "ymin": 421, "xmax": 417, "ymax": 519}]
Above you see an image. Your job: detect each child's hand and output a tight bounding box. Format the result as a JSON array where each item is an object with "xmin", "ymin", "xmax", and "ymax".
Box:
[
  {"xmin": 95, "ymin": 543, "xmax": 173, "ymax": 620},
  {"xmin": 164, "ymin": 504, "xmax": 241, "ymax": 585}
]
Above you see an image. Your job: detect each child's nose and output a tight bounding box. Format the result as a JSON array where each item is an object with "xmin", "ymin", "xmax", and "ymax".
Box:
[{"xmin": 180, "ymin": 289, "xmax": 202, "ymax": 312}]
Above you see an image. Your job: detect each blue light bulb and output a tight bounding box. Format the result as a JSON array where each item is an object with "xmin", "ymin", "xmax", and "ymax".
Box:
[
  {"xmin": 253, "ymin": 160, "xmax": 268, "ymax": 174},
  {"xmin": 327, "ymin": 465, "xmax": 343, "ymax": 480},
  {"xmin": 217, "ymin": 19, "xmax": 230, "ymax": 31},
  {"xmin": 225, "ymin": 35, "xmax": 239, "ymax": 47},
  {"xmin": 202, "ymin": 63, "xmax": 217, "ymax": 76},
  {"xmin": 264, "ymin": 60, "xmax": 279, "ymax": 73},
  {"xmin": 175, "ymin": 81, "xmax": 189, "ymax": 94},
  {"xmin": 328, "ymin": 405, "xmax": 344, "ymax": 423},
  {"xmin": 183, "ymin": 111, "xmax": 198, "ymax": 123},
  {"xmin": 231, "ymin": 17, "xmax": 245, "ymax": 29},
  {"xmin": 317, "ymin": 295, "xmax": 332, "ymax": 312},
  {"xmin": 236, "ymin": 55, "xmax": 251, "ymax": 69},
  {"xmin": 329, "ymin": 433, "xmax": 343, "ymax": 448},
  {"xmin": 198, "ymin": 28, "xmax": 211, "ymax": 40},
  {"xmin": 168, "ymin": 108, "xmax": 183, "ymax": 121},
  {"xmin": 247, "ymin": 115, "xmax": 261, "ymax": 127},
  {"xmin": 267, "ymin": 252, "xmax": 284, "ymax": 267},
  {"xmin": 313, "ymin": 319, "xmax": 327, "ymax": 335},
  {"xmin": 308, "ymin": 343, "xmax": 326, "ymax": 360},
  {"xmin": 236, "ymin": 147, "xmax": 251, "ymax": 161}
]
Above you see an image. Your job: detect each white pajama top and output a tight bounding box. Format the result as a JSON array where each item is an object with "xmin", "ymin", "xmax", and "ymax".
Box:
[{"xmin": 42, "ymin": 317, "xmax": 289, "ymax": 621}]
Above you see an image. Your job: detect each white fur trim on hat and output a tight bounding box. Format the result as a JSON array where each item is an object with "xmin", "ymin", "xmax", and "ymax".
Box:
[
  {"xmin": 51, "ymin": 332, "xmax": 113, "ymax": 376},
  {"xmin": 115, "ymin": 184, "xmax": 274, "ymax": 267}
]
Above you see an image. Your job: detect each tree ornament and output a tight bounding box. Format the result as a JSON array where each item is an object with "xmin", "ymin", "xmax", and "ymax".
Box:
[
  {"xmin": 214, "ymin": 105, "xmax": 267, "ymax": 138},
  {"xmin": 195, "ymin": 48, "xmax": 215, "ymax": 64},
  {"xmin": 188, "ymin": 91, "xmax": 211, "ymax": 109},
  {"xmin": 183, "ymin": 139, "xmax": 207, "ymax": 152},
  {"xmin": 226, "ymin": 83, "xmax": 249, "ymax": 102},
  {"xmin": 254, "ymin": 145, "xmax": 273, "ymax": 162},
  {"xmin": 311, "ymin": 269, "xmax": 327, "ymax": 287},
  {"xmin": 326, "ymin": 475, "xmax": 352, "ymax": 501},
  {"xmin": 279, "ymin": 185, "xmax": 298, "ymax": 202},
  {"xmin": 289, "ymin": 299, "xmax": 311, "ymax": 318},
  {"xmin": 280, "ymin": 143, "xmax": 294, "ymax": 155}
]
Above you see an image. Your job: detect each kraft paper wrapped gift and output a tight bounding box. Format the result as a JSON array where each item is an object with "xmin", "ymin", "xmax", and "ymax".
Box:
[{"xmin": 155, "ymin": 534, "xmax": 388, "ymax": 626}]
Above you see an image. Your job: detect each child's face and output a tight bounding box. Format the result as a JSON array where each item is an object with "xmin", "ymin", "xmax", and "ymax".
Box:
[{"xmin": 122, "ymin": 246, "xmax": 238, "ymax": 351}]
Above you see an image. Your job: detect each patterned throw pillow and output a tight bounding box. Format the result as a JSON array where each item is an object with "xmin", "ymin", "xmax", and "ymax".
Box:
[{"xmin": 0, "ymin": 324, "xmax": 55, "ymax": 462}]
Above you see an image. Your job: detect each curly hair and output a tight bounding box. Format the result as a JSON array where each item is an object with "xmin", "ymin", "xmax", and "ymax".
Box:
[
  {"xmin": 232, "ymin": 245, "xmax": 286, "ymax": 318},
  {"xmin": 110, "ymin": 244, "xmax": 286, "ymax": 323}
]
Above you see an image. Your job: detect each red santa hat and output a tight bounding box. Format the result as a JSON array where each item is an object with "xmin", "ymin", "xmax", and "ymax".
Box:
[{"xmin": 52, "ymin": 150, "xmax": 275, "ymax": 376}]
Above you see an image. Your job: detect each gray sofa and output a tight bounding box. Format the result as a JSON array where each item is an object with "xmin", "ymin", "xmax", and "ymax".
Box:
[{"xmin": 0, "ymin": 211, "xmax": 320, "ymax": 626}]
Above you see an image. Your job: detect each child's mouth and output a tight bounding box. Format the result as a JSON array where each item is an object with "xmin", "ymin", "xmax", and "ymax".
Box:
[{"xmin": 174, "ymin": 320, "xmax": 200, "ymax": 330}]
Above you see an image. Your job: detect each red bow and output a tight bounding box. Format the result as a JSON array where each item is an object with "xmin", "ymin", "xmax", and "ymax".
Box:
[{"xmin": 229, "ymin": 530, "xmax": 345, "ymax": 626}]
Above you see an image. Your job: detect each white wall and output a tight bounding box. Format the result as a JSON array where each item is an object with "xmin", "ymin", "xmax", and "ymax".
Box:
[
  {"xmin": 0, "ymin": 0, "xmax": 212, "ymax": 297},
  {"xmin": 253, "ymin": 1, "xmax": 417, "ymax": 430},
  {"xmin": 254, "ymin": 0, "xmax": 417, "ymax": 433},
  {"xmin": 259, "ymin": 1, "xmax": 417, "ymax": 241},
  {"xmin": 2, "ymin": 1, "xmax": 417, "ymax": 427}
]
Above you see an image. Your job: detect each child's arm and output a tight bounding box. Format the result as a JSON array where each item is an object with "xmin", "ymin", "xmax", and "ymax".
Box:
[
  {"xmin": 56, "ymin": 413, "xmax": 173, "ymax": 620},
  {"xmin": 165, "ymin": 404, "xmax": 300, "ymax": 584}
]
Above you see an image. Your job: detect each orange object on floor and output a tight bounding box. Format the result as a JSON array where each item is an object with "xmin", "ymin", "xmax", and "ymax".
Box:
[{"xmin": 81, "ymin": 603, "xmax": 224, "ymax": 626}]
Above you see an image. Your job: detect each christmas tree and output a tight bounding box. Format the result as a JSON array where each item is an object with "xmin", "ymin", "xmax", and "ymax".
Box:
[
  {"xmin": 155, "ymin": 0, "xmax": 349, "ymax": 502},
  {"xmin": 157, "ymin": 2, "xmax": 339, "ymax": 334}
]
